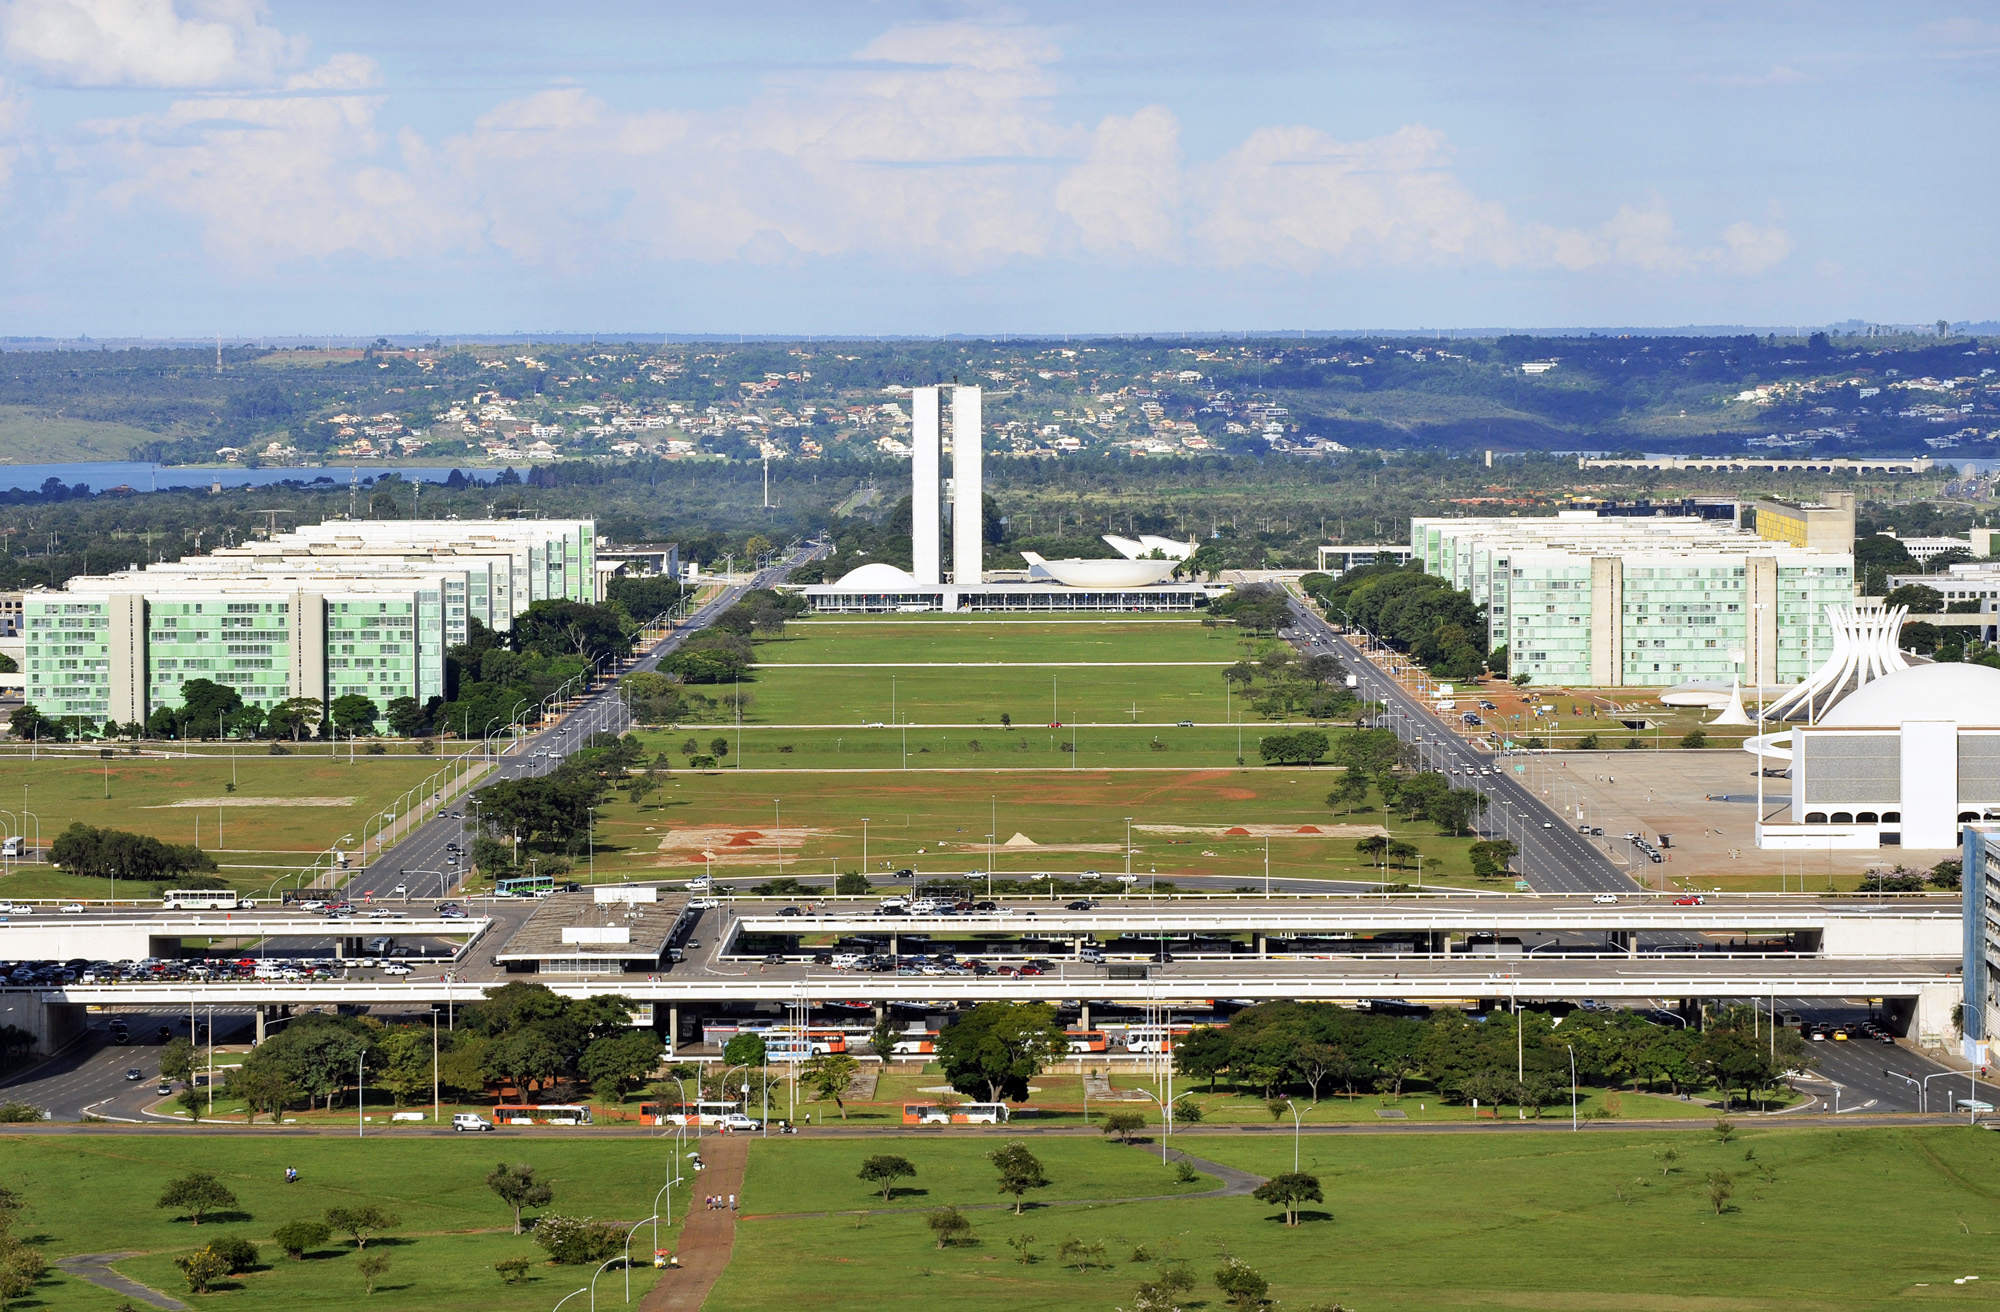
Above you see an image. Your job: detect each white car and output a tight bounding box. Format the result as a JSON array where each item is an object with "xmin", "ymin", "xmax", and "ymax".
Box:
[
  {"xmin": 715, "ymin": 1113, "xmax": 761, "ymax": 1132},
  {"xmin": 1592, "ymin": 894, "xmax": 1618, "ymax": 905},
  {"xmin": 452, "ymin": 1113, "xmax": 493, "ymax": 1133},
  {"xmin": 58, "ymin": 902, "xmax": 85, "ymax": 914},
  {"xmin": 687, "ymin": 898, "xmax": 720, "ymax": 910},
  {"xmin": 382, "ymin": 963, "xmax": 413, "ymax": 976}
]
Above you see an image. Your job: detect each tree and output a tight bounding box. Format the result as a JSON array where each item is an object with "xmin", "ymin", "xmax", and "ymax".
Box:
[
  {"xmin": 385, "ymin": 696, "xmax": 429, "ymax": 738},
  {"xmin": 1214, "ymin": 1257, "xmax": 1270, "ymax": 1309},
  {"xmin": 1252, "ymin": 1171, "xmax": 1324, "ymax": 1226},
  {"xmin": 1102, "ymin": 1110, "xmax": 1147, "ymax": 1143},
  {"xmin": 722, "ymin": 1032, "xmax": 767, "ymax": 1069},
  {"xmin": 178, "ymin": 678, "xmax": 244, "ymax": 739},
  {"xmin": 934, "ymin": 1002, "xmax": 1069, "ymax": 1103},
  {"xmin": 1468, "ymin": 839, "xmax": 1518, "ymax": 880},
  {"xmin": 834, "ymin": 872, "xmax": 870, "ymax": 895},
  {"xmin": 329, "ymin": 694, "xmax": 381, "ymax": 736},
  {"xmin": 1326, "ymin": 772, "xmax": 1370, "ymax": 815},
  {"xmin": 487, "ymin": 1163, "xmax": 555, "ymax": 1236},
  {"xmin": 513, "ymin": 600, "xmax": 634, "ymax": 665},
  {"xmin": 1884, "ymin": 583, "xmax": 1943, "ymax": 614},
  {"xmin": 161, "ymin": 1037, "xmax": 196, "ymax": 1085},
  {"xmin": 225, "ymin": 1063, "xmax": 297, "ymax": 1124},
  {"xmin": 1172, "ymin": 1025, "xmax": 1233, "ymax": 1092},
  {"xmin": 1706, "ymin": 1169, "xmax": 1735, "ymax": 1215},
  {"xmin": 1680, "ymin": 728, "xmax": 1709, "ymax": 749},
  {"xmin": 267, "ymin": 697, "xmax": 325, "ymax": 742},
  {"xmin": 325, "ymin": 1205, "xmax": 400, "ymax": 1250},
  {"xmin": 272, "ymin": 1219, "xmax": 331, "ymax": 1260},
  {"xmin": 858, "ymin": 1154, "xmax": 917, "ymax": 1202},
  {"xmin": 357, "ymin": 1252, "xmax": 390, "ymax": 1296},
  {"xmin": 157, "ymin": 1171, "xmax": 238, "ymax": 1226},
  {"xmin": 925, "ymin": 1205, "xmax": 972, "ymax": 1248},
  {"xmin": 802, "ymin": 1052, "xmax": 861, "ymax": 1119},
  {"xmin": 175, "ymin": 1246, "xmax": 230, "ymax": 1294},
  {"xmin": 988, "ymin": 1141, "xmax": 1050, "ymax": 1214},
  {"xmin": 580, "ymin": 1029, "xmax": 665, "ymax": 1100},
  {"xmin": 710, "ymin": 736, "xmax": 730, "ymax": 760}
]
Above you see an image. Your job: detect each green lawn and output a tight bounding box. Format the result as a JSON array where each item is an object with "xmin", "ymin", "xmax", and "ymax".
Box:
[
  {"xmin": 712, "ymin": 1126, "xmax": 2000, "ymax": 1312},
  {"xmin": 671, "ymin": 616, "xmax": 1297, "ymax": 728},
  {"xmin": 0, "ymin": 752, "xmax": 466, "ymax": 900},
  {"xmin": 0, "ymin": 1134, "xmax": 680, "ymax": 1310},
  {"xmin": 589, "ymin": 767, "xmax": 1486, "ymax": 888}
]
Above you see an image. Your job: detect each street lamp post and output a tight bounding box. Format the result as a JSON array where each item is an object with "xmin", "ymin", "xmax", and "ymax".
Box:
[
  {"xmin": 621, "ymin": 1217, "xmax": 658, "ymax": 1303},
  {"xmin": 1281, "ymin": 1098, "xmax": 1304, "ymax": 1171},
  {"xmin": 356, "ymin": 1050, "xmax": 367, "ymax": 1137}
]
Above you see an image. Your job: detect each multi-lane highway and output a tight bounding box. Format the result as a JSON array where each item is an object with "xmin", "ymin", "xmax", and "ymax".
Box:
[
  {"xmin": 1283, "ymin": 594, "xmax": 1637, "ymax": 896},
  {"xmin": 339, "ymin": 541, "xmax": 827, "ymax": 905}
]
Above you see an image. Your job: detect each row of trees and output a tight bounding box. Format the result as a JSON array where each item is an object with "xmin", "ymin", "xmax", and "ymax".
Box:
[
  {"xmin": 1305, "ymin": 561, "xmax": 1490, "ymax": 681},
  {"xmin": 1171, "ymin": 1001, "xmax": 1812, "ymax": 1112},
  {"xmin": 48, "ymin": 822, "xmax": 216, "ymax": 882},
  {"xmin": 216, "ymin": 985, "xmax": 668, "ymax": 1121}
]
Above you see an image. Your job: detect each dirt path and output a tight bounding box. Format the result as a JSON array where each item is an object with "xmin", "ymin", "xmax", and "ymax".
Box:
[{"xmin": 639, "ymin": 1132, "xmax": 750, "ymax": 1312}]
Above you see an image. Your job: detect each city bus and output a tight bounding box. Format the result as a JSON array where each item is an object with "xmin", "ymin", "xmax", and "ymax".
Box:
[
  {"xmin": 902, "ymin": 1101, "xmax": 1010, "ymax": 1125},
  {"xmin": 1065, "ymin": 1028, "xmax": 1109, "ymax": 1054},
  {"xmin": 161, "ymin": 889, "xmax": 253, "ymax": 911},
  {"xmin": 644, "ymin": 1100, "xmax": 745, "ymax": 1127},
  {"xmin": 496, "ymin": 873, "xmax": 554, "ymax": 899},
  {"xmin": 890, "ymin": 1031, "xmax": 938, "ymax": 1056},
  {"xmin": 1124, "ymin": 1025, "xmax": 1194, "ymax": 1053},
  {"xmin": 491, "ymin": 1103, "xmax": 593, "ymax": 1126}
]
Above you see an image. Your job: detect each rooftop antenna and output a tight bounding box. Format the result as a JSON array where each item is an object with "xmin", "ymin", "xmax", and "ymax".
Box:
[
  {"xmin": 215, "ymin": 335, "xmax": 222, "ymax": 373},
  {"xmin": 253, "ymin": 509, "xmax": 285, "ymax": 539}
]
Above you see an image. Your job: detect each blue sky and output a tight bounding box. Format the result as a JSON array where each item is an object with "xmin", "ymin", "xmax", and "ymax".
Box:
[{"xmin": 0, "ymin": 1, "xmax": 1990, "ymax": 336}]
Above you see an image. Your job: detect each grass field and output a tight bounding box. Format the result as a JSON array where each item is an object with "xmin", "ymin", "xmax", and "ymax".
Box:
[
  {"xmin": 586, "ymin": 767, "xmax": 1486, "ymax": 888},
  {"xmin": 0, "ymin": 1134, "xmax": 678, "ymax": 1310},
  {"xmin": 0, "ymin": 753, "xmax": 466, "ymax": 900},
  {"xmin": 0, "ymin": 406, "xmax": 163, "ymax": 463},
  {"xmin": 713, "ymin": 1125, "xmax": 2000, "ymax": 1312},
  {"xmin": 728, "ymin": 618, "xmax": 1258, "ymax": 726}
]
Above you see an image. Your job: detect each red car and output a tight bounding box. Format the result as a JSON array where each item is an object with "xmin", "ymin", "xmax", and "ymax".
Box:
[
  {"xmin": 1017, "ymin": 965, "xmax": 1044, "ymax": 976},
  {"xmin": 1672, "ymin": 895, "xmax": 1703, "ymax": 905}
]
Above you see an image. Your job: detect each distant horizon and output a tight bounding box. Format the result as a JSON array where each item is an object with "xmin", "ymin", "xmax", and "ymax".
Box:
[{"xmin": 1, "ymin": 321, "xmax": 1994, "ymax": 351}]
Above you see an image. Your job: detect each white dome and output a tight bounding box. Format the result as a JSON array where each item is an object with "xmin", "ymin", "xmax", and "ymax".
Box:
[
  {"xmin": 831, "ymin": 562, "xmax": 920, "ymax": 589},
  {"xmin": 1817, "ymin": 662, "xmax": 2000, "ymax": 728}
]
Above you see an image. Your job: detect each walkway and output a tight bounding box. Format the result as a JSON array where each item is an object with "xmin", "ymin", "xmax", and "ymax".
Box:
[
  {"xmin": 639, "ymin": 1131, "xmax": 749, "ymax": 1312},
  {"xmin": 55, "ymin": 1253, "xmax": 187, "ymax": 1310}
]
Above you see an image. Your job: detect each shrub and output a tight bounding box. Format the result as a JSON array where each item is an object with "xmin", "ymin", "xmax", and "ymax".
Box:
[
  {"xmin": 271, "ymin": 1219, "xmax": 331, "ymax": 1260},
  {"xmin": 357, "ymin": 1252, "xmax": 390, "ymax": 1295},
  {"xmin": 0, "ymin": 1103, "xmax": 43, "ymax": 1123},
  {"xmin": 175, "ymin": 1246, "xmax": 230, "ymax": 1294},
  {"xmin": 495, "ymin": 1257, "xmax": 534, "ymax": 1285},
  {"xmin": 207, "ymin": 1235, "xmax": 259, "ymax": 1273},
  {"xmin": 532, "ymin": 1214, "xmax": 625, "ymax": 1265},
  {"xmin": 925, "ymin": 1206, "xmax": 973, "ymax": 1249}
]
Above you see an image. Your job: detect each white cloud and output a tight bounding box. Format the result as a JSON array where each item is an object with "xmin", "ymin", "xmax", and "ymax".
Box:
[
  {"xmin": 74, "ymin": 18, "xmax": 1791, "ymax": 283},
  {"xmin": 1, "ymin": 0, "xmax": 304, "ymax": 87}
]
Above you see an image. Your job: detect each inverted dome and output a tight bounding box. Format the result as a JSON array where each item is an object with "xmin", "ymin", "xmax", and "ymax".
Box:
[
  {"xmin": 1020, "ymin": 553, "xmax": 1180, "ymax": 587},
  {"xmin": 1816, "ymin": 662, "xmax": 2000, "ymax": 728},
  {"xmin": 832, "ymin": 562, "xmax": 920, "ymax": 588}
]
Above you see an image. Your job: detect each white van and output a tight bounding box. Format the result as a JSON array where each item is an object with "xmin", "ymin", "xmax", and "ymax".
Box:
[
  {"xmin": 452, "ymin": 1113, "xmax": 493, "ymax": 1132},
  {"xmin": 1076, "ymin": 948, "xmax": 1105, "ymax": 964},
  {"xmin": 830, "ymin": 953, "xmax": 866, "ymax": 970}
]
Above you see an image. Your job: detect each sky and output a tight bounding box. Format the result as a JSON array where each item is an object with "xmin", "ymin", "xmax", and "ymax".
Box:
[{"xmin": 0, "ymin": 1, "xmax": 1991, "ymax": 337}]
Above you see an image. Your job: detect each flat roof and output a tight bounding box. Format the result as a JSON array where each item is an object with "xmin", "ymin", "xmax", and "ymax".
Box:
[{"xmin": 494, "ymin": 889, "xmax": 691, "ymax": 964}]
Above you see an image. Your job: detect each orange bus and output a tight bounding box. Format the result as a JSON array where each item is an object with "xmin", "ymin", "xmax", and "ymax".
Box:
[{"xmin": 1065, "ymin": 1028, "xmax": 1109, "ymax": 1054}]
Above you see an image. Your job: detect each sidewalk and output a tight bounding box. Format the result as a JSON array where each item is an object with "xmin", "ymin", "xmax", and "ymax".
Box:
[{"xmin": 640, "ymin": 1132, "xmax": 749, "ymax": 1312}]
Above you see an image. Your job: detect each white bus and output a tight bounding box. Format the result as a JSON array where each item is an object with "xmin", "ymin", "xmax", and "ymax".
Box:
[
  {"xmin": 162, "ymin": 890, "xmax": 253, "ymax": 911},
  {"xmin": 646, "ymin": 1099, "xmax": 747, "ymax": 1127}
]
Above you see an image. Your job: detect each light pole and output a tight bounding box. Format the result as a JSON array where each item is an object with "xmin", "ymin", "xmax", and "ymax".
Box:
[
  {"xmin": 621, "ymin": 1217, "xmax": 657, "ymax": 1302},
  {"xmin": 1135, "ymin": 1088, "xmax": 1171, "ymax": 1164},
  {"xmin": 1282, "ymin": 1097, "xmax": 1304, "ymax": 1171},
  {"xmin": 588, "ymin": 1254, "xmax": 623, "ymax": 1312},
  {"xmin": 1566, "ymin": 1044, "xmax": 1577, "ymax": 1131},
  {"xmin": 356, "ymin": 1050, "xmax": 367, "ymax": 1137}
]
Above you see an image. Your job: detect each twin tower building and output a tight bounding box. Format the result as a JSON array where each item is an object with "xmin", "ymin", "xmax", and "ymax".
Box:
[{"xmin": 911, "ymin": 385, "xmax": 984, "ymax": 587}]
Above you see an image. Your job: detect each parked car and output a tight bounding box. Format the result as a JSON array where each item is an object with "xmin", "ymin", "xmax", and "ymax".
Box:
[{"xmin": 452, "ymin": 1113, "xmax": 493, "ymax": 1133}]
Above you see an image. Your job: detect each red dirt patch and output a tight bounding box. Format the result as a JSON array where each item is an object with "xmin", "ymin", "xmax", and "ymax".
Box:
[
  {"xmin": 1217, "ymin": 787, "xmax": 1257, "ymax": 800},
  {"xmin": 1297, "ymin": 825, "xmax": 1322, "ymax": 834},
  {"xmin": 724, "ymin": 831, "xmax": 763, "ymax": 846},
  {"xmin": 1223, "ymin": 825, "xmax": 1252, "ymax": 836}
]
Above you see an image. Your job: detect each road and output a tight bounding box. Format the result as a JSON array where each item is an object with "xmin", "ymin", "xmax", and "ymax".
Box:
[
  {"xmin": 339, "ymin": 540, "xmax": 827, "ymax": 905},
  {"xmin": 1282, "ymin": 596, "xmax": 1640, "ymax": 898}
]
